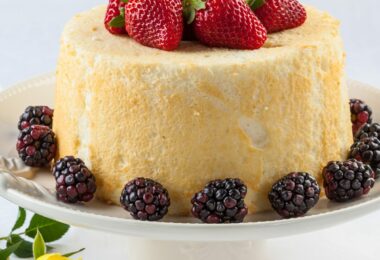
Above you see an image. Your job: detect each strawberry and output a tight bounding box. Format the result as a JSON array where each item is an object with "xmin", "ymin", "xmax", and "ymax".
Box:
[
  {"xmin": 249, "ymin": 0, "xmax": 307, "ymax": 33},
  {"xmin": 104, "ymin": 0, "xmax": 128, "ymax": 34},
  {"xmin": 125, "ymin": 0, "xmax": 183, "ymax": 51},
  {"xmin": 185, "ymin": 0, "xmax": 267, "ymax": 50}
]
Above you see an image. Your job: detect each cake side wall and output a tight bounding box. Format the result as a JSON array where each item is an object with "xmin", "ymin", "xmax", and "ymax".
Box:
[
  {"xmin": 54, "ymin": 41, "xmax": 84, "ymax": 163},
  {"xmin": 54, "ymin": 42, "xmax": 351, "ymax": 216}
]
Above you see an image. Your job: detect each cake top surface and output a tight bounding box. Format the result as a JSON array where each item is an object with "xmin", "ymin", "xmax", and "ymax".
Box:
[{"xmin": 61, "ymin": 5, "xmax": 341, "ymax": 65}]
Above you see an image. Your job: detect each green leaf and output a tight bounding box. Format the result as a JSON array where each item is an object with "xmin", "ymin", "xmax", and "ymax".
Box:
[
  {"xmin": 0, "ymin": 241, "xmax": 22, "ymax": 259},
  {"xmin": 109, "ymin": 15, "xmax": 125, "ymax": 28},
  {"xmin": 246, "ymin": 0, "xmax": 255, "ymax": 7},
  {"xmin": 6, "ymin": 235, "xmax": 33, "ymax": 258},
  {"xmin": 25, "ymin": 214, "xmax": 69, "ymax": 243},
  {"xmin": 249, "ymin": 0, "xmax": 266, "ymax": 9},
  {"xmin": 11, "ymin": 207, "xmax": 27, "ymax": 232},
  {"xmin": 121, "ymin": 0, "xmax": 129, "ymax": 3},
  {"xmin": 33, "ymin": 229, "xmax": 46, "ymax": 260},
  {"xmin": 62, "ymin": 248, "xmax": 85, "ymax": 257},
  {"xmin": 182, "ymin": 0, "xmax": 206, "ymax": 24}
]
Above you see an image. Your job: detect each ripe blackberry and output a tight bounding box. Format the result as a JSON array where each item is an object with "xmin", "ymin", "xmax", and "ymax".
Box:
[
  {"xmin": 16, "ymin": 125, "xmax": 56, "ymax": 167},
  {"xmin": 191, "ymin": 178, "xmax": 248, "ymax": 223},
  {"xmin": 268, "ymin": 172, "xmax": 320, "ymax": 218},
  {"xmin": 53, "ymin": 156, "xmax": 97, "ymax": 203},
  {"xmin": 323, "ymin": 159, "xmax": 375, "ymax": 202},
  {"xmin": 350, "ymin": 137, "xmax": 380, "ymax": 179},
  {"xmin": 120, "ymin": 178, "xmax": 170, "ymax": 221},
  {"xmin": 355, "ymin": 123, "xmax": 380, "ymax": 141},
  {"xmin": 349, "ymin": 99, "xmax": 373, "ymax": 135},
  {"xmin": 18, "ymin": 106, "xmax": 54, "ymax": 130}
]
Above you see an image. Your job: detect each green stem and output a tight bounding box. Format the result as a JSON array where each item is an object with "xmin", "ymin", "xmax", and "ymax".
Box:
[
  {"xmin": 63, "ymin": 248, "xmax": 85, "ymax": 257},
  {"xmin": 0, "ymin": 232, "xmax": 23, "ymax": 241}
]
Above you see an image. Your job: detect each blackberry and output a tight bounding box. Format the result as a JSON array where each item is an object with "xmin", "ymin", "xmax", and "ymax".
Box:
[
  {"xmin": 16, "ymin": 125, "xmax": 56, "ymax": 167},
  {"xmin": 53, "ymin": 156, "xmax": 97, "ymax": 203},
  {"xmin": 323, "ymin": 159, "xmax": 375, "ymax": 202},
  {"xmin": 355, "ymin": 123, "xmax": 380, "ymax": 141},
  {"xmin": 191, "ymin": 178, "xmax": 248, "ymax": 223},
  {"xmin": 120, "ymin": 178, "xmax": 170, "ymax": 221},
  {"xmin": 268, "ymin": 172, "xmax": 320, "ymax": 218},
  {"xmin": 349, "ymin": 99, "xmax": 373, "ymax": 135},
  {"xmin": 350, "ymin": 137, "xmax": 380, "ymax": 179},
  {"xmin": 18, "ymin": 106, "xmax": 54, "ymax": 130}
]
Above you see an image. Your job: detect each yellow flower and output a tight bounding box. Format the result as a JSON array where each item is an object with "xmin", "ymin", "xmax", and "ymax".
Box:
[{"xmin": 37, "ymin": 253, "xmax": 82, "ymax": 260}]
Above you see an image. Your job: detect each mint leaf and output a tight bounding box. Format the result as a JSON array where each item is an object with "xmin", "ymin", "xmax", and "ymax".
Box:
[
  {"xmin": 11, "ymin": 207, "xmax": 26, "ymax": 232},
  {"xmin": 62, "ymin": 248, "xmax": 85, "ymax": 257},
  {"xmin": 109, "ymin": 15, "xmax": 125, "ymax": 28},
  {"xmin": 25, "ymin": 214, "xmax": 69, "ymax": 243},
  {"xmin": 6, "ymin": 235, "xmax": 33, "ymax": 258},
  {"xmin": 0, "ymin": 241, "xmax": 22, "ymax": 259},
  {"xmin": 182, "ymin": 0, "xmax": 206, "ymax": 24},
  {"xmin": 33, "ymin": 229, "xmax": 46, "ymax": 260}
]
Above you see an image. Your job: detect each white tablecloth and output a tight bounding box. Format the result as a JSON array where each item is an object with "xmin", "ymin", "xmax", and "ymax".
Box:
[{"xmin": 0, "ymin": 0, "xmax": 379, "ymax": 259}]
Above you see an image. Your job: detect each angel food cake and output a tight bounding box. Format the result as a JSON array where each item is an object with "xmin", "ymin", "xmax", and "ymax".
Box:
[{"xmin": 54, "ymin": 3, "xmax": 352, "ymax": 216}]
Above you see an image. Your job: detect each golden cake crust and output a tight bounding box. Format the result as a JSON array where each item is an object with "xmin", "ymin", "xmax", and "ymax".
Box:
[{"xmin": 54, "ymin": 5, "xmax": 352, "ymax": 215}]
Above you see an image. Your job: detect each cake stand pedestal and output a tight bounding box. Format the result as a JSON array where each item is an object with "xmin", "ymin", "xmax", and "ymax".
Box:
[{"xmin": 125, "ymin": 238, "xmax": 267, "ymax": 260}]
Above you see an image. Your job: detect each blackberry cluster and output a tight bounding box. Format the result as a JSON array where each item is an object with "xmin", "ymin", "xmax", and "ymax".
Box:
[
  {"xmin": 16, "ymin": 125, "xmax": 56, "ymax": 167},
  {"xmin": 322, "ymin": 159, "xmax": 375, "ymax": 202},
  {"xmin": 268, "ymin": 172, "xmax": 320, "ymax": 218},
  {"xmin": 53, "ymin": 156, "xmax": 97, "ymax": 203},
  {"xmin": 350, "ymin": 137, "xmax": 380, "ymax": 179},
  {"xmin": 18, "ymin": 106, "xmax": 54, "ymax": 130},
  {"xmin": 120, "ymin": 177, "xmax": 170, "ymax": 221},
  {"xmin": 349, "ymin": 99, "xmax": 373, "ymax": 135},
  {"xmin": 191, "ymin": 178, "xmax": 248, "ymax": 223},
  {"xmin": 355, "ymin": 123, "xmax": 380, "ymax": 141}
]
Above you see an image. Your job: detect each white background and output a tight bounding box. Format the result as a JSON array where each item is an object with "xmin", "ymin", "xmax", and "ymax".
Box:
[{"xmin": 0, "ymin": 0, "xmax": 380, "ymax": 259}]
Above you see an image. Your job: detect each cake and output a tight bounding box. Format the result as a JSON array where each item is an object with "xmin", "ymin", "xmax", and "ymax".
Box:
[{"xmin": 54, "ymin": 4, "xmax": 352, "ymax": 216}]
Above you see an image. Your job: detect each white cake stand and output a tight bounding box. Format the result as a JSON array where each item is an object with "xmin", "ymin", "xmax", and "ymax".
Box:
[{"xmin": 0, "ymin": 74, "xmax": 379, "ymax": 259}]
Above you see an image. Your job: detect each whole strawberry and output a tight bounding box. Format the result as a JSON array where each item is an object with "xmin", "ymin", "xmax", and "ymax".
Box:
[
  {"xmin": 250, "ymin": 0, "xmax": 307, "ymax": 33},
  {"xmin": 188, "ymin": 0, "xmax": 267, "ymax": 49},
  {"xmin": 104, "ymin": 0, "xmax": 128, "ymax": 35},
  {"xmin": 125, "ymin": 0, "xmax": 183, "ymax": 51}
]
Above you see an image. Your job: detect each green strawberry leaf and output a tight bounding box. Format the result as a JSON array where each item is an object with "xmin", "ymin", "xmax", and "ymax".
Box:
[
  {"xmin": 121, "ymin": 0, "xmax": 129, "ymax": 3},
  {"xmin": 0, "ymin": 241, "xmax": 22, "ymax": 259},
  {"xmin": 246, "ymin": 0, "xmax": 255, "ymax": 7},
  {"xmin": 6, "ymin": 235, "xmax": 33, "ymax": 258},
  {"xmin": 183, "ymin": 0, "xmax": 206, "ymax": 24},
  {"xmin": 62, "ymin": 248, "xmax": 85, "ymax": 257},
  {"xmin": 109, "ymin": 15, "xmax": 125, "ymax": 28},
  {"xmin": 249, "ymin": 0, "xmax": 266, "ymax": 9},
  {"xmin": 33, "ymin": 229, "xmax": 46, "ymax": 260},
  {"xmin": 25, "ymin": 214, "xmax": 69, "ymax": 243},
  {"xmin": 11, "ymin": 207, "xmax": 27, "ymax": 232}
]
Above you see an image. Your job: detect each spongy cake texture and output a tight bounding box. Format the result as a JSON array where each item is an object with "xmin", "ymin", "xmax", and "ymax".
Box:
[{"xmin": 54, "ymin": 5, "xmax": 352, "ymax": 215}]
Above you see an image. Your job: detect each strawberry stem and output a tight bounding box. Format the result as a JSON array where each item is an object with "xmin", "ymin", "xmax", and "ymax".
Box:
[
  {"xmin": 183, "ymin": 0, "xmax": 206, "ymax": 24},
  {"xmin": 248, "ymin": 0, "xmax": 266, "ymax": 9}
]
